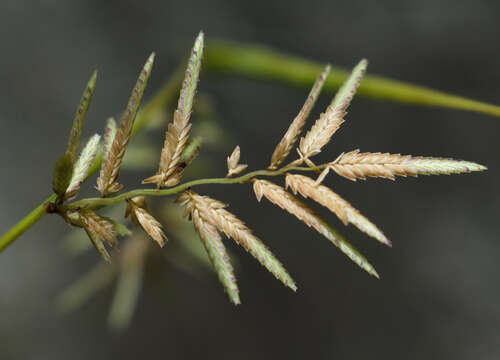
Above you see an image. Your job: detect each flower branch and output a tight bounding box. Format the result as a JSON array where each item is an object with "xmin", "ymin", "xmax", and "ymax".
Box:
[{"xmin": 63, "ymin": 165, "xmax": 319, "ymax": 212}]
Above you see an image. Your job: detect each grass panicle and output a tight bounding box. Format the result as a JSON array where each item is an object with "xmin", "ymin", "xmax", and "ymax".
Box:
[{"xmin": 1, "ymin": 33, "xmax": 491, "ymax": 312}]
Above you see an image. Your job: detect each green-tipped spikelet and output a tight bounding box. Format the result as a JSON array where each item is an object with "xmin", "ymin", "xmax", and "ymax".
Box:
[
  {"xmin": 177, "ymin": 190, "xmax": 297, "ymax": 291},
  {"xmin": 143, "ymin": 31, "xmax": 204, "ymax": 188},
  {"xmin": 97, "ymin": 53, "xmax": 155, "ymax": 196}
]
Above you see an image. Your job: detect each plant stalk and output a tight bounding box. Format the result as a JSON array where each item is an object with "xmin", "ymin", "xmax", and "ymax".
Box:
[
  {"xmin": 205, "ymin": 40, "xmax": 500, "ymax": 117},
  {"xmin": 0, "ymin": 194, "xmax": 57, "ymax": 252},
  {"xmin": 63, "ymin": 165, "xmax": 318, "ymax": 211}
]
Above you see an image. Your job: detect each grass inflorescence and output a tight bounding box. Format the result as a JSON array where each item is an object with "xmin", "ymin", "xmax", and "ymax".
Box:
[{"xmin": 0, "ymin": 31, "xmax": 488, "ymax": 312}]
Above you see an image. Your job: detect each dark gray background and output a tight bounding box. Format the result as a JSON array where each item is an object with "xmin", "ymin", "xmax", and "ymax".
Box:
[{"xmin": 0, "ymin": 1, "xmax": 499, "ymax": 359}]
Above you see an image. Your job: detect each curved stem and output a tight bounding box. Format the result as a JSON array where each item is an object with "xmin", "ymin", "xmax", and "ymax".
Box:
[
  {"xmin": 0, "ymin": 194, "xmax": 57, "ymax": 252},
  {"xmin": 64, "ymin": 165, "xmax": 319, "ymax": 211}
]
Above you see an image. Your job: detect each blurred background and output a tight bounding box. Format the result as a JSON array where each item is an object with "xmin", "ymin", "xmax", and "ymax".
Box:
[{"xmin": 0, "ymin": 0, "xmax": 499, "ymax": 359}]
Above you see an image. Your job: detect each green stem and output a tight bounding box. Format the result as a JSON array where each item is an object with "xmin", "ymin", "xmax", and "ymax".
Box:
[
  {"xmin": 205, "ymin": 40, "xmax": 500, "ymax": 117},
  {"xmin": 64, "ymin": 166, "xmax": 316, "ymax": 211},
  {"xmin": 0, "ymin": 194, "xmax": 57, "ymax": 252}
]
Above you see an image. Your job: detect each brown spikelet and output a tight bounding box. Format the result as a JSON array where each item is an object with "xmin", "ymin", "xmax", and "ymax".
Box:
[
  {"xmin": 285, "ymin": 173, "xmax": 391, "ymax": 247},
  {"xmin": 125, "ymin": 197, "xmax": 167, "ymax": 247},
  {"xmin": 80, "ymin": 210, "xmax": 118, "ymax": 262},
  {"xmin": 144, "ymin": 32, "xmax": 204, "ymax": 188},
  {"xmin": 254, "ymin": 179, "xmax": 327, "ymax": 232},
  {"xmin": 144, "ymin": 110, "xmax": 192, "ymax": 188},
  {"xmin": 80, "ymin": 210, "xmax": 117, "ymax": 247},
  {"xmin": 96, "ymin": 125, "xmax": 127, "ymax": 194},
  {"xmin": 269, "ymin": 65, "xmax": 331, "ymax": 170},
  {"xmin": 321, "ymin": 149, "xmax": 488, "ymax": 182},
  {"xmin": 253, "ymin": 179, "xmax": 379, "ymax": 277},
  {"xmin": 97, "ymin": 53, "xmax": 155, "ymax": 195},
  {"xmin": 176, "ymin": 191, "xmax": 297, "ymax": 291},
  {"xmin": 226, "ymin": 145, "xmax": 248, "ymax": 177},
  {"xmin": 298, "ymin": 59, "xmax": 367, "ymax": 160},
  {"xmin": 145, "ymin": 138, "xmax": 203, "ymax": 187}
]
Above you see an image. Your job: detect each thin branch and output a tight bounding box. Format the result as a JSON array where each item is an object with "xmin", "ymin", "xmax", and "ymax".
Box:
[{"xmin": 63, "ymin": 165, "xmax": 322, "ymax": 211}]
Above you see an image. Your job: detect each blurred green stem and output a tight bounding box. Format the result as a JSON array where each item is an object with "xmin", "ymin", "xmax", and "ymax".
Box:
[
  {"xmin": 2, "ymin": 38, "xmax": 500, "ymax": 253},
  {"xmin": 205, "ymin": 40, "xmax": 500, "ymax": 117},
  {"xmin": 57, "ymin": 261, "xmax": 120, "ymax": 313}
]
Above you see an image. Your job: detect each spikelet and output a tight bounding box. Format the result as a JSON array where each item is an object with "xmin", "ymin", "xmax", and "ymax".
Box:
[
  {"xmin": 102, "ymin": 118, "xmax": 117, "ymax": 157},
  {"xmin": 298, "ymin": 59, "xmax": 367, "ymax": 160},
  {"xmin": 319, "ymin": 149, "xmax": 487, "ymax": 182},
  {"xmin": 253, "ymin": 179, "xmax": 378, "ymax": 277},
  {"xmin": 191, "ymin": 209, "xmax": 240, "ymax": 304},
  {"xmin": 269, "ymin": 65, "xmax": 330, "ymax": 170},
  {"xmin": 125, "ymin": 196, "xmax": 167, "ymax": 247},
  {"xmin": 97, "ymin": 53, "xmax": 155, "ymax": 196},
  {"xmin": 177, "ymin": 191, "xmax": 297, "ymax": 291},
  {"xmin": 96, "ymin": 119, "xmax": 127, "ymax": 194},
  {"xmin": 80, "ymin": 210, "xmax": 118, "ymax": 262},
  {"xmin": 285, "ymin": 173, "xmax": 390, "ymax": 246},
  {"xmin": 65, "ymin": 134, "xmax": 101, "ymax": 200},
  {"xmin": 143, "ymin": 32, "xmax": 204, "ymax": 188},
  {"xmin": 149, "ymin": 137, "xmax": 203, "ymax": 186},
  {"xmin": 226, "ymin": 145, "xmax": 248, "ymax": 177},
  {"xmin": 66, "ymin": 70, "xmax": 98, "ymax": 162}
]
